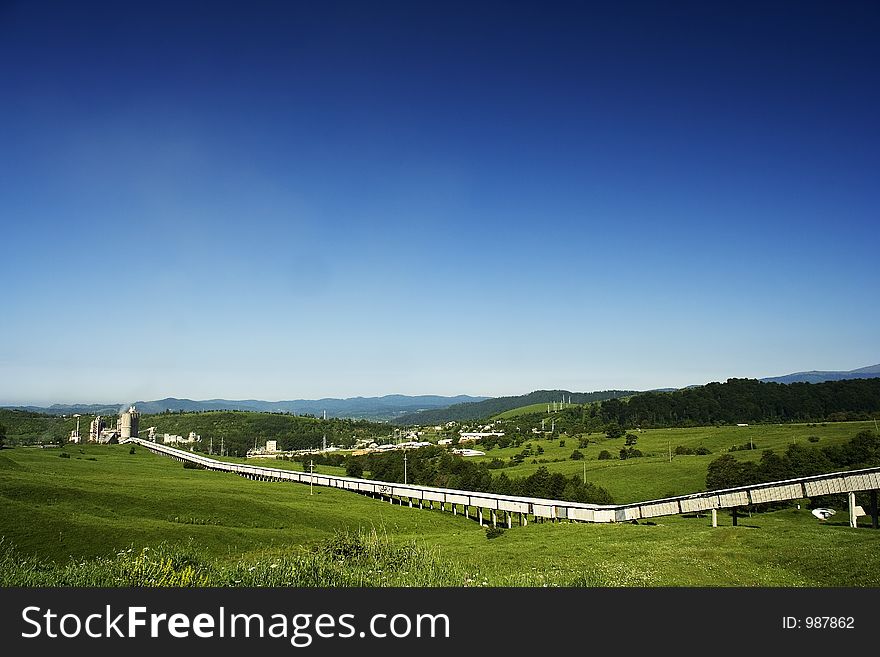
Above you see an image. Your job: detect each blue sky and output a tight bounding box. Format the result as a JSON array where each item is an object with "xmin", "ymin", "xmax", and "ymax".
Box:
[{"xmin": 2, "ymin": 1, "xmax": 878, "ymax": 404}]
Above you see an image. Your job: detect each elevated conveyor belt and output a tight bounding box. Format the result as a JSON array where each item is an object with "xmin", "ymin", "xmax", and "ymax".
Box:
[{"xmin": 124, "ymin": 437, "xmax": 880, "ymax": 525}]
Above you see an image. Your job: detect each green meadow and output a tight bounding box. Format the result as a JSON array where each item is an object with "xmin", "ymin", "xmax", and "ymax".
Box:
[
  {"xmin": 469, "ymin": 420, "xmax": 877, "ymax": 502},
  {"xmin": 1, "ymin": 439, "xmax": 880, "ymax": 586}
]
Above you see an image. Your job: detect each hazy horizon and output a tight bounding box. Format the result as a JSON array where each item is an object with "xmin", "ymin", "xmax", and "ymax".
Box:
[{"xmin": 2, "ymin": 2, "xmax": 878, "ymax": 406}]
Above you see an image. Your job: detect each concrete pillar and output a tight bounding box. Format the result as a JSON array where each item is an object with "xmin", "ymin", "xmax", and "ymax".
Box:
[
  {"xmin": 507, "ymin": 511, "xmax": 512, "ymax": 528},
  {"xmin": 409, "ymin": 498, "xmax": 413, "ymax": 508},
  {"xmin": 465, "ymin": 506, "xmax": 470, "ymax": 520},
  {"xmin": 492, "ymin": 510, "xmax": 497, "ymax": 528},
  {"xmin": 732, "ymin": 507, "xmax": 738, "ymax": 526},
  {"xmin": 871, "ymin": 490, "xmax": 878, "ymax": 530},
  {"xmin": 453, "ymin": 504, "xmax": 457, "ymax": 516},
  {"xmin": 478, "ymin": 509, "xmax": 483, "ymax": 526},
  {"xmin": 711, "ymin": 508, "xmax": 717, "ymax": 528},
  {"xmin": 849, "ymin": 492, "xmax": 858, "ymax": 528}
]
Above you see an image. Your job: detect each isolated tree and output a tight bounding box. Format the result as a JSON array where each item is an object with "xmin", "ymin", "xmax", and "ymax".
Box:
[
  {"xmin": 624, "ymin": 433, "xmax": 639, "ymax": 447},
  {"xmin": 345, "ymin": 458, "xmax": 364, "ymax": 479},
  {"xmin": 0, "ymin": 422, "xmax": 5, "ymax": 449},
  {"xmin": 570, "ymin": 450, "xmax": 584, "ymax": 460},
  {"xmin": 604, "ymin": 423, "xmax": 625, "ymax": 440}
]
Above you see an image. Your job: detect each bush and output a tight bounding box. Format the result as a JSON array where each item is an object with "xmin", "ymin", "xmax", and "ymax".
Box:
[
  {"xmin": 58, "ymin": 452, "xmax": 70, "ymax": 459},
  {"xmin": 676, "ymin": 445, "xmax": 712, "ymax": 455},
  {"xmin": 485, "ymin": 526, "xmax": 505, "ymax": 540},
  {"xmin": 559, "ymin": 439, "xmax": 566, "ymax": 447},
  {"xmin": 183, "ymin": 461, "xmax": 205, "ymax": 470},
  {"xmin": 570, "ymin": 450, "xmax": 584, "ymax": 460},
  {"xmin": 345, "ymin": 459, "xmax": 364, "ymax": 478},
  {"xmin": 808, "ymin": 436, "xmax": 820, "ymax": 443},
  {"xmin": 598, "ymin": 450, "xmax": 613, "ymax": 460},
  {"xmin": 129, "ymin": 446, "xmax": 137, "ymax": 454},
  {"xmin": 619, "ymin": 447, "xmax": 643, "ymax": 460},
  {"xmin": 729, "ymin": 443, "xmax": 757, "ymax": 452}
]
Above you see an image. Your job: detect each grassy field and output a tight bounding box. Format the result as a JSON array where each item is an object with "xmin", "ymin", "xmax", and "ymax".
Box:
[
  {"xmin": 2, "ymin": 442, "xmax": 880, "ymax": 586},
  {"xmin": 210, "ymin": 453, "xmax": 348, "ymax": 477},
  {"xmin": 494, "ymin": 403, "xmax": 563, "ymax": 419},
  {"xmin": 469, "ymin": 421, "xmax": 876, "ymax": 502}
]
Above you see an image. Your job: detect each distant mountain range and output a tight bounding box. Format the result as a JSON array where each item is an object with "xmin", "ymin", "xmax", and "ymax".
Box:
[
  {"xmin": 2, "ymin": 395, "xmax": 489, "ymax": 421},
  {"xmin": 5, "ymin": 363, "xmax": 877, "ymax": 422},
  {"xmin": 759, "ymin": 364, "xmax": 880, "ymax": 385}
]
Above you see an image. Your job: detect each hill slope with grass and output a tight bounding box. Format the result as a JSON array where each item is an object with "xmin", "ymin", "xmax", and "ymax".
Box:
[
  {"xmin": 2, "ymin": 440, "xmax": 880, "ymax": 586},
  {"xmin": 393, "ymin": 390, "xmax": 636, "ymax": 425}
]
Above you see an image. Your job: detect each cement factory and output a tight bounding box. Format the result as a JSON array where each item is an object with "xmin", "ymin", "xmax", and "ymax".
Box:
[{"xmin": 67, "ymin": 406, "xmax": 142, "ymax": 444}]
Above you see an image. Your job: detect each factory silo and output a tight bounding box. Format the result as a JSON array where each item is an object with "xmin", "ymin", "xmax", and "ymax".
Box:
[{"xmin": 119, "ymin": 406, "xmax": 139, "ymax": 439}]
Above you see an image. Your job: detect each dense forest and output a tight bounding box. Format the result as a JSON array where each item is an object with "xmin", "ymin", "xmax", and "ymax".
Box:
[
  {"xmin": 598, "ymin": 378, "xmax": 880, "ymax": 428},
  {"xmin": 393, "ymin": 389, "xmax": 637, "ymax": 425}
]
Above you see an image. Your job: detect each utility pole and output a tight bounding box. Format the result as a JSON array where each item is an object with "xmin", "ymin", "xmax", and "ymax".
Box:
[
  {"xmin": 404, "ymin": 451, "xmax": 408, "ymax": 485},
  {"xmin": 309, "ymin": 460, "xmax": 314, "ymax": 496},
  {"xmin": 220, "ymin": 436, "xmax": 224, "ymax": 457},
  {"xmin": 209, "ymin": 436, "xmax": 213, "ymax": 455},
  {"xmin": 583, "ymin": 461, "xmax": 586, "ymax": 484}
]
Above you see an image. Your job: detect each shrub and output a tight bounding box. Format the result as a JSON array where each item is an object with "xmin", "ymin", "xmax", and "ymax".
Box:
[
  {"xmin": 345, "ymin": 459, "xmax": 364, "ymax": 478},
  {"xmin": 59, "ymin": 452, "xmax": 70, "ymax": 459},
  {"xmin": 620, "ymin": 447, "xmax": 643, "ymax": 460},
  {"xmin": 570, "ymin": 450, "xmax": 584, "ymax": 460},
  {"xmin": 598, "ymin": 450, "xmax": 613, "ymax": 460},
  {"xmin": 559, "ymin": 439, "xmax": 566, "ymax": 448},
  {"xmin": 183, "ymin": 461, "xmax": 204, "ymax": 470},
  {"xmin": 694, "ymin": 446, "xmax": 712, "ymax": 455},
  {"xmin": 485, "ymin": 526, "xmax": 505, "ymax": 540},
  {"xmin": 808, "ymin": 436, "xmax": 820, "ymax": 443},
  {"xmin": 129, "ymin": 446, "xmax": 137, "ymax": 454}
]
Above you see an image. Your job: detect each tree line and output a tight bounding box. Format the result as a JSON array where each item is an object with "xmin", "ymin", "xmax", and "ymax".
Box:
[
  {"xmin": 598, "ymin": 378, "xmax": 880, "ymax": 428},
  {"xmin": 343, "ymin": 446, "xmax": 613, "ymax": 504},
  {"xmin": 705, "ymin": 429, "xmax": 880, "ymax": 494},
  {"xmin": 393, "ymin": 389, "xmax": 636, "ymax": 425}
]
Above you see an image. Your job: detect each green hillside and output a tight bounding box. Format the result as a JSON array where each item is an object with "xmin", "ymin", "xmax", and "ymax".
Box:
[
  {"xmin": 394, "ymin": 389, "xmax": 637, "ymax": 425},
  {"xmin": 2, "ymin": 443, "xmax": 880, "ymax": 586},
  {"xmin": 468, "ymin": 421, "xmax": 875, "ymax": 503}
]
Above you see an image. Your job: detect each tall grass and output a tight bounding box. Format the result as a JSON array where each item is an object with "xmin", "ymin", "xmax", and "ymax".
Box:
[{"xmin": 0, "ymin": 530, "xmax": 613, "ymax": 587}]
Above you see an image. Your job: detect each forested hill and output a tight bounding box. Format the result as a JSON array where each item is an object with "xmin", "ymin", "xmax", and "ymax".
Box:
[
  {"xmin": 597, "ymin": 377, "xmax": 880, "ymax": 428},
  {"xmin": 393, "ymin": 390, "xmax": 637, "ymax": 425},
  {"xmin": 0, "ymin": 409, "xmax": 390, "ymax": 455}
]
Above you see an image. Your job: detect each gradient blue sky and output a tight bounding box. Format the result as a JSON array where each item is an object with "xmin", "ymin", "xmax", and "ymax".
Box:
[{"xmin": 2, "ymin": 1, "xmax": 878, "ymax": 404}]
